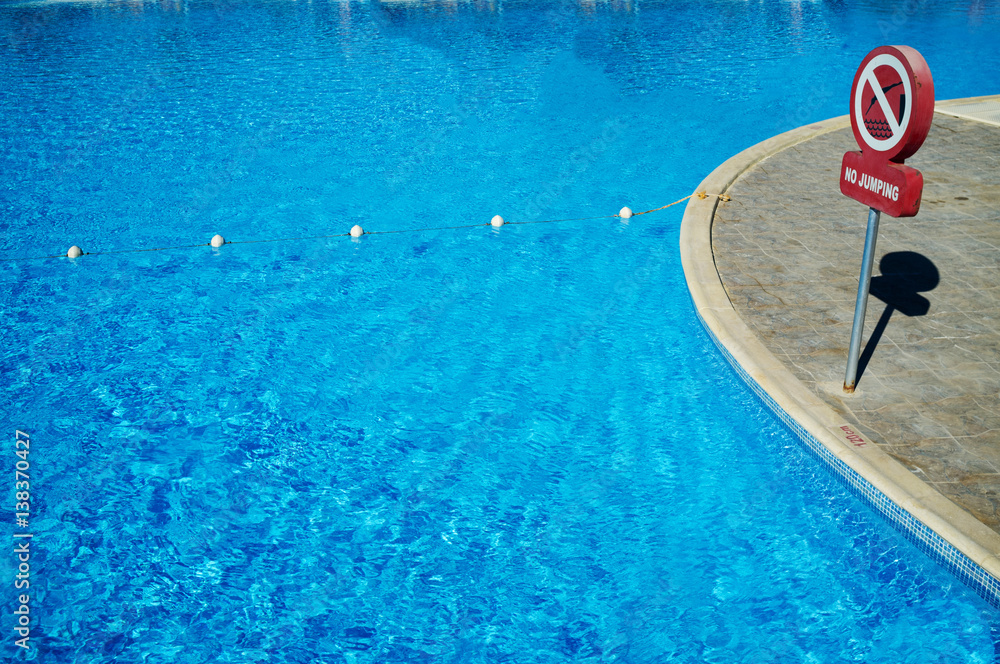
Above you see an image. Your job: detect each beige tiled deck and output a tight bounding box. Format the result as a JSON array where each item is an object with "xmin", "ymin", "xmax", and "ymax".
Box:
[{"xmin": 680, "ymin": 96, "xmax": 1000, "ymax": 589}]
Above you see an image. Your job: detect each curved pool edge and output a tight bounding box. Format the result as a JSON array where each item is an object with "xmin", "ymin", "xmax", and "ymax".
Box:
[{"xmin": 680, "ymin": 112, "xmax": 1000, "ymax": 608}]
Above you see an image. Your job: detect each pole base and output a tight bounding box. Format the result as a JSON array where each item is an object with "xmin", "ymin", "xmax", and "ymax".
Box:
[{"xmin": 843, "ymin": 383, "xmax": 856, "ymax": 394}]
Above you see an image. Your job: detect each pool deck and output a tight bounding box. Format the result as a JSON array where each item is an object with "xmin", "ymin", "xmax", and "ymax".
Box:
[{"xmin": 681, "ymin": 95, "xmax": 1000, "ymax": 598}]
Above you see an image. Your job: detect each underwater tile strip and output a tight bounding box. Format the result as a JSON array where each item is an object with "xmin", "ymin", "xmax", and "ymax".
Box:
[{"xmin": 693, "ymin": 307, "xmax": 1000, "ymax": 609}]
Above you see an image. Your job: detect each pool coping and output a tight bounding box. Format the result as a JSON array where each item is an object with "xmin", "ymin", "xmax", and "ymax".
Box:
[{"xmin": 679, "ymin": 108, "xmax": 1000, "ymax": 608}]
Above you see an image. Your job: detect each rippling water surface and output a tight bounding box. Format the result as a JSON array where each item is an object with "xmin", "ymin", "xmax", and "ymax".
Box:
[{"xmin": 2, "ymin": 0, "xmax": 1000, "ymax": 662}]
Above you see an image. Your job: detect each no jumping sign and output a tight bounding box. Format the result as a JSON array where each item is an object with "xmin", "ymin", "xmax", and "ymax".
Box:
[{"xmin": 840, "ymin": 45, "xmax": 934, "ymax": 393}]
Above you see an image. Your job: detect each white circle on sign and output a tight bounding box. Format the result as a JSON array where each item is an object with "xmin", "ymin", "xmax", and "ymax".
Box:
[{"xmin": 853, "ymin": 53, "xmax": 913, "ymax": 153}]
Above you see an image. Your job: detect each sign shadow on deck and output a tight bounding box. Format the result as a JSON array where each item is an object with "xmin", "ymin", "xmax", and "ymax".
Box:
[{"xmin": 855, "ymin": 251, "xmax": 940, "ymax": 385}]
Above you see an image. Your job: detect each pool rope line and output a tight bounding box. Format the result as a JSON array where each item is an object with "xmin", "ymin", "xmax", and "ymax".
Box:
[{"xmin": 1, "ymin": 191, "xmax": 730, "ymax": 263}]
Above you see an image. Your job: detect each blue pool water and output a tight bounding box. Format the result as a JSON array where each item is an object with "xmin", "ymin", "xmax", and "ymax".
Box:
[{"xmin": 3, "ymin": 0, "xmax": 1000, "ymax": 661}]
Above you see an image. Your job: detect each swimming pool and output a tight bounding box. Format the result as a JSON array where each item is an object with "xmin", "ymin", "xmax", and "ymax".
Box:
[{"xmin": 3, "ymin": 0, "xmax": 1000, "ymax": 661}]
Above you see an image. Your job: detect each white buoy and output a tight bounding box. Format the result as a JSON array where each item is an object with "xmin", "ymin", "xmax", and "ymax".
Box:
[
  {"xmin": 491, "ymin": 215, "xmax": 504, "ymax": 228},
  {"xmin": 619, "ymin": 207, "xmax": 633, "ymax": 220},
  {"xmin": 350, "ymin": 225, "xmax": 364, "ymax": 238},
  {"xmin": 67, "ymin": 245, "xmax": 83, "ymax": 258},
  {"xmin": 210, "ymin": 234, "xmax": 225, "ymax": 248}
]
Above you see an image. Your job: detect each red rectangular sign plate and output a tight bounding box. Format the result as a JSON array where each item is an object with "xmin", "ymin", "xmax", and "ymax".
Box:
[{"xmin": 840, "ymin": 151, "xmax": 924, "ymax": 218}]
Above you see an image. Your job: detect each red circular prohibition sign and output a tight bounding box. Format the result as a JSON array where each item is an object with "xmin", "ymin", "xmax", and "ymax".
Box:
[{"xmin": 849, "ymin": 45, "xmax": 934, "ymax": 163}]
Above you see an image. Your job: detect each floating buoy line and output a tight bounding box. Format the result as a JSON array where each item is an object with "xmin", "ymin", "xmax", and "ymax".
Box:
[{"xmin": 1, "ymin": 192, "xmax": 730, "ymax": 263}]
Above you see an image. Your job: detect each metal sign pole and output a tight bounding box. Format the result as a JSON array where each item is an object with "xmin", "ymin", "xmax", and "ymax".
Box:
[{"xmin": 844, "ymin": 206, "xmax": 881, "ymax": 393}]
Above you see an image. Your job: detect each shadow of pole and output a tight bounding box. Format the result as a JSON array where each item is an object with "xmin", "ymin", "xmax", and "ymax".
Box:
[{"xmin": 854, "ymin": 251, "xmax": 939, "ymax": 385}]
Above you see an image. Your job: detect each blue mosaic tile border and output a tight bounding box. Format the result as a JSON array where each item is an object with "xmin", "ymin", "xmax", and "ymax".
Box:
[{"xmin": 694, "ymin": 306, "xmax": 1000, "ymax": 610}]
